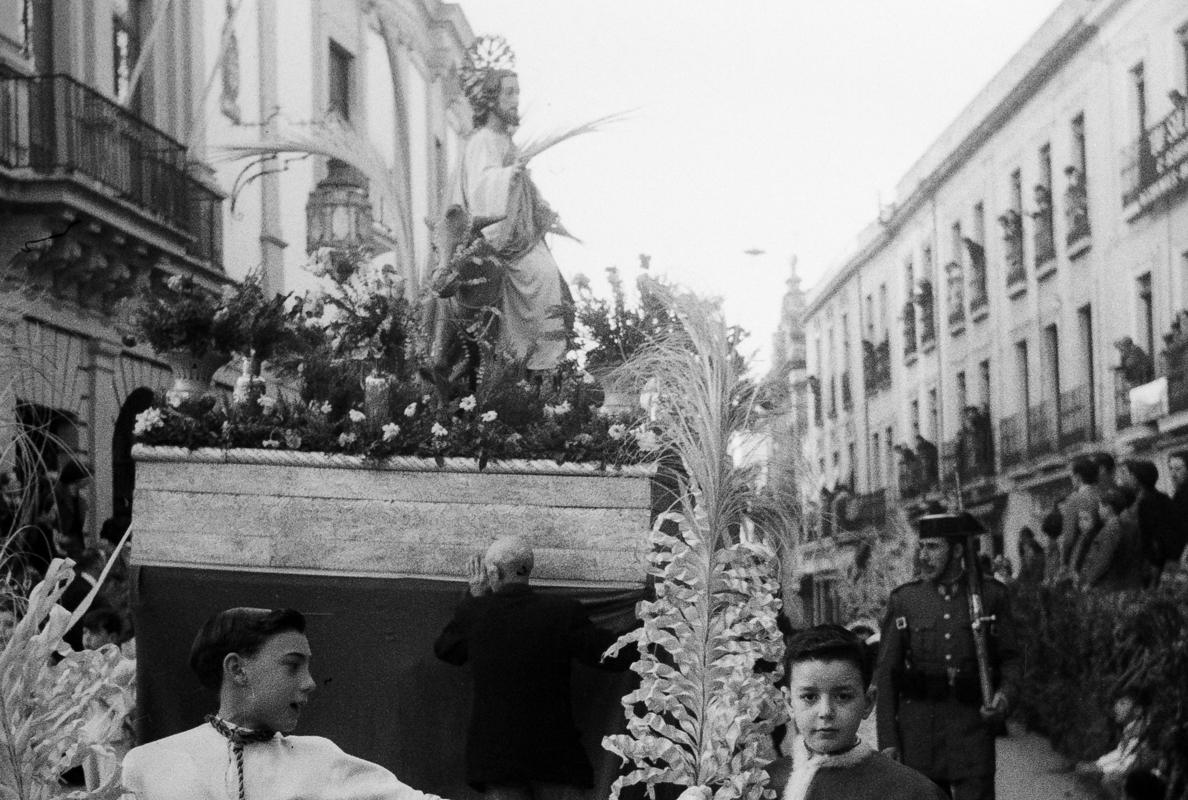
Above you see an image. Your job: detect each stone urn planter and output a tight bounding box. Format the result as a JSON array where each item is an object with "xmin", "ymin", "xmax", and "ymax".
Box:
[{"xmin": 160, "ymin": 349, "xmax": 229, "ymax": 400}]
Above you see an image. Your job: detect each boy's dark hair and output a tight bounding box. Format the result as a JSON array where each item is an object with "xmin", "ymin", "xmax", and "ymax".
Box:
[
  {"xmin": 1092, "ymin": 451, "xmax": 1116, "ymax": 475},
  {"xmin": 189, "ymin": 608, "xmax": 306, "ymax": 690},
  {"xmin": 1123, "ymin": 770, "xmax": 1165, "ymax": 800},
  {"xmin": 81, "ymin": 607, "xmax": 123, "ymax": 637},
  {"xmin": 786, "ymin": 624, "xmax": 873, "ymax": 687},
  {"xmin": 1124, "ymin": 459, "xmax": 1159, "ymax": 490},
  {"xmin": 1071, "ymin": 456, "xmax": 1098, "ymax": 484},
  {"xmin": 1116, "ymin": 684, "xmax": 1152, "ymax": 709}
]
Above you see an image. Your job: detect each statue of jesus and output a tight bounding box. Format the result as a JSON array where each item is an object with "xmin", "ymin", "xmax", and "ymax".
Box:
[{"xmin": 452, "ymin": 39, "xmax": 569, "ymax": 372}]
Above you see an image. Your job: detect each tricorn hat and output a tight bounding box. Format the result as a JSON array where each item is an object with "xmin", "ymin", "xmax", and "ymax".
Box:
[{"xmin": 918, "ymin": 511, "xmax": 985, "ymax": 539}]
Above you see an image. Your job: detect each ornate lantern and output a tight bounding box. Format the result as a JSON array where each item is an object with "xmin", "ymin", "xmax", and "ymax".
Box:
[{"xmin": 305, "ymin": 160, "xmax": 373, "ymax": 254}]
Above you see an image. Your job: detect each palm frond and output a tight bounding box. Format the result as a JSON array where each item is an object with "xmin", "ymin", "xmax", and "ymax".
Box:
[{"xmin": 516, "ymin": 110, "xmax": 632, "ymax": 164}]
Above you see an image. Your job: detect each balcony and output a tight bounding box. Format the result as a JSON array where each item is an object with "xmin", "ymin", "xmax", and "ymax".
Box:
[
  {"xmin": 862, "ymin": 339, "xmax": 891, "ymax": 396},
  {"xmin": 999, "ymin": 412, "xmax": 1027, "ymax": 470},
  {"xmin": 1058, "ymin": 385, "xmax": 1094, "ymax": 449},
  {"xmin": 999, "ymin": 209, "xmax": 1026, "ymax": 290},
  {"xmin": 942, "ymin": 411, "xmax": 995, "ymax": 485},
  {"xmin": 853, "ymin": 489, "xmax": 887, "ymax": 530},
  {"xmin": 1028, "ymin": 400, "xmax": 1059, "ymax": 458},
  {"xmin": 1031, "ymin": 185, "xmax": 1056, "ymax": 269},
  {"xmin": 1121, "ymin": 100, "xmax": 1188, "ymax": 214},
  {"xmin": 915, "ymin": 279, "xmax": 936, "ymax": 347},
  {"xmin": 841, "ymin": 370, "xmax": 854, "ymax": 411},
  {"xmin": 0, "ymin": 73, "xmax": 221, "ymax": 266},
  {"xmin": 1063, "ymin": 166, "xmax": 1091, "ymax": 247},
  {"xmin": 902, "ymin": 300, "xmax": 917, "ymax": 359}
]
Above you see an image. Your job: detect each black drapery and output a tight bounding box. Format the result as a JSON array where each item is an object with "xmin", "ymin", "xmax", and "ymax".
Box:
[{"xmin": 130, "ymin": 566, "xmax": 642, "ymax": 800}]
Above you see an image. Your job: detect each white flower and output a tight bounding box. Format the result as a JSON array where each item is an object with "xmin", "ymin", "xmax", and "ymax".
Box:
[
  {"xmin": 320, "ymin": 401, "xmax": 333, "ymax": 414},
  {"xmin": 544, "ymin": 401, "xmax": 572, "ymax": 419},
  {"xmin": 165, "ymin": 390, "xmax": 184, "ymax": 409},
  {"xmin": 607, "ymin": 423, "xmax": 627, "ymax": 440},
  {"xmin": 481, "ymin": 410, "xmax": 498, "ymax": 423},
  {"xmin": 382, "ymin": 422, "xmax": 401, "ymax": 441},
  {"xmin": 422, "ymin": 394, "xmax": 432, "ymax": 403},
  {"xmin": 132, "ymin": 408, "xmax": 164, "ymax": 436},
  {"xmin": 261, "ymin": 438, "xmax": 280, "ymax": 449},
  {"xmin": 338, "ymin": 432, "xmax": 357, "ymax": 446},
  {"xmin": 634, "ymin": 428, "xmax": 660, "ymax": 452},
  {"xmin": 459, "ymin": 395, "xmax": 477, "ymax": 412},
  {"xmin": 348, "ymin": 409, "xmax": 366, "ymax": 423},
  {"xmin": 284, "ymin": 430, "xmax": 302, "ymax": 449},
  {"xmin": 165, "ymin": 274, "xmax": 187, "ymax": 292},
  {"xmin": 403, "ymin": 403, "xmax": 418, "ymax": 418},
  {"xmin": 431, "ymin": 422, "xmax": 449, "ymax": 438},
  {"xmin": 580, "ymin": 371, "xmax": 596, "ymax": 384},
  {"xmin": 258, "ymin": 394, "xmax": 277, "ymax": 412}
]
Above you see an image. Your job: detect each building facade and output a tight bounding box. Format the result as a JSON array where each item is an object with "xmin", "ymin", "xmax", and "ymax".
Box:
[
  {"xmin": 797, "ymin": 0, "xmax": 1188, "ymax": 622},
  {"xmin": 0, "ymin": 0, "xmax": 473, "ymax": 538}
]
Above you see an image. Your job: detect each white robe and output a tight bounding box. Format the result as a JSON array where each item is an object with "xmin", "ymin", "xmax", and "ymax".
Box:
[
  {"xmin": 121, "ymin": 724, "xmax": 443, "ymax": 800},
  {"xmin": 453, "ymin": 127, "xmax": 567, "ymax": 371}
]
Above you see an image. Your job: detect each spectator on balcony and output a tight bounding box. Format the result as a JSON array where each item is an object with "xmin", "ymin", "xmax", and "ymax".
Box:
[
  {"xmin": 1040, "ymin": 504, "xmax": 1065, "ymax": 585},
  {"xmin": 914, "ymin": 435, "xmax": 939, "ymax": 490},
  {"xmin": 1016, "ymin": 527, "xmax": 1045, "ymax": 586},
  {"xmin": 1168, "ymin": 448, "xmax": 1188, "ymax": 519},
  {"xmin": 1118, "ymin": 460, "xmax": 1186, "ymax": 587},
  {"xmin": 1080, "ymin": 487, "xmax": 1144, "ymax": 592},
  {"xmin": 1060, "ymin": 457, "xmax": 1101, "ymax": 577}
]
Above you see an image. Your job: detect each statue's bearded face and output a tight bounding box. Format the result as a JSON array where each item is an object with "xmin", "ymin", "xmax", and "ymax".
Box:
[{"xmin": 494, "ymin": 74, "xmax": 520, "ymax": 127}]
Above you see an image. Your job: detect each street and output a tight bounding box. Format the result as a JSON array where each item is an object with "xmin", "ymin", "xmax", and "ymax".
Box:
[{"xmin": 996, "ymin": 722, "xmax": 1099, "ymax": 800}]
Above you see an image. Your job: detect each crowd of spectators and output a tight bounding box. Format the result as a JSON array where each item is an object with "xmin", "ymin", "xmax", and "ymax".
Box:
[{"xmin": 1023, "ymin": 452, "xmax": 1188, "ymax": 592}]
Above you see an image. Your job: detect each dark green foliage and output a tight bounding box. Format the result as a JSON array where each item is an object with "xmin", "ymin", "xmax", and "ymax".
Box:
[{"xmin": 1012, "ymin": 581, "xmax": 1188, "ymax": 797}]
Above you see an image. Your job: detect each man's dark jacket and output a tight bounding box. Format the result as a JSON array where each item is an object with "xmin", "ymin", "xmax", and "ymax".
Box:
[{"xmin": 434, "ymin": 584, "xmax": 623, "ymax": 790}]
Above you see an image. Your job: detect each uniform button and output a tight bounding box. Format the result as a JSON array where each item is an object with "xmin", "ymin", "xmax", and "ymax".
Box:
[
  {"xmin": 944, "ymin": 613, "xmax": 951, "ymax": 620},
  {"xmin": 945, "ymin": 633, "xmax": 952, "ymax": 639},
  {"xmin": 945, "ymin": 654, "xmax": 953, "ymax": 660}
]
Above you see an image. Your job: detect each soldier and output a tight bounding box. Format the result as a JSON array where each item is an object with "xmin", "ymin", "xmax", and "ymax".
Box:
[{"xmin": 875, "ymin": 514, "xmax": 1021, "ymax": 800}]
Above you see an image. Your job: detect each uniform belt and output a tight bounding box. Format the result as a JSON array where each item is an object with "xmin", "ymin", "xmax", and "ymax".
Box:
[{"xmin": 893, "ymin": 668, "xmax": 982, "ymax": 704}]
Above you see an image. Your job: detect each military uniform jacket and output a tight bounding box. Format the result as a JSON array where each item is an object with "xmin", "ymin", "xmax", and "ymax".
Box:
[{"xmin": 874, "ymin": 575, "xmax": 1021, "ymax": 781}]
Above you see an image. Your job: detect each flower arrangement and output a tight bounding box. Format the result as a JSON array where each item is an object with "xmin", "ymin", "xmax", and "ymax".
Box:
[
  {"xmin": 132, "ymin": 274, "xmax": 241, "ymax": 357},
  {"xmin": 573, "ymin": 265, "xmax": 674, "ymax": 375},
  {"xmin": 134, "ymin": 360, "xmax": 655, "ymax": 470}
]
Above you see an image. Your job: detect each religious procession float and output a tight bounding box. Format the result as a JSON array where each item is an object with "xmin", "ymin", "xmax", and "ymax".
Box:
[{"xmin": 1, "ymin": 37, "xmax": 791, "ymax": 800}]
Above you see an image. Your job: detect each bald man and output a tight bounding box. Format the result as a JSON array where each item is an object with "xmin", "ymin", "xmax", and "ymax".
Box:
[{"xmin": 434, "ymin": 537, "xmax": 625, "ymax": 800}]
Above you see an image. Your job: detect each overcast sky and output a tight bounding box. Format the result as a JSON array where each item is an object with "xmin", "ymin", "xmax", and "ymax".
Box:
[{"xmin": 460, "ymin": 1, "xmax": 1066, "ymax": 372}]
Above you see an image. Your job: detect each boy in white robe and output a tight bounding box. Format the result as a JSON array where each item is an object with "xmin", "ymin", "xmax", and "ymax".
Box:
[{"xmin": 122, "ymin": 607, "xmax": 446, "ymax": 800}]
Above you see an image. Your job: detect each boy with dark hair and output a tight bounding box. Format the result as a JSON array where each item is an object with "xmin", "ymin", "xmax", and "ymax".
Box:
[
  {"xmin": 122, "ymin": 607, "xmax": 451, "ymax": 800},
  {"xmin": 779, "ymin": 624, "xmax": 945, "ymax": 800}
]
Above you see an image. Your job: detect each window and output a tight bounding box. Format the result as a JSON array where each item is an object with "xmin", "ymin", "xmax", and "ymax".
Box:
[
  {"xmin": 878, "ymin": 283, "xmax": 889, "ymax": 339},
  {"xmin": 1071, "ymin": 114, "xmax": 1087, "ymax": 176},
  {"xmin": 871, "ymin": 432, "xmax": 882, "ymax": 488},
  {"xmin": 19, "ymin": 0, "xmax": 33, "ymax": 57},
  {"xmin": 1016, "ymin": 341, "xmax": 1031, "ymax": 411},
  {"xmin": 979, "ymin": 360, "xmax": 991, "ymax": 415},
  {"xmin": 885, "ymin": 425, "xmax": 895, "ymax": 483},
  {"xmin": 1131, "ymin": 62, "xmax": 1148, "ymax": 138},
  {"xmin": 905, "ymin": 259, "xmax": 915, "ymax": 295},
  {"xmin": 1078, "ymin": 305, "xmax": 1096, "ymax": 431},
  {"xmin": 1039, "ymin": 144, "xmax": 1052, "ymax": 191},
  {"xmin": 328, "ymin": 40, "xmax": 353, "ymax": 119},
  {"xmin": 1044, "ymin": 324, "xmax": 1061, "ymax": 404},
  {"xmin": 1180, "ymin": 24, "xmax": 1188, "ymax": 93},
  {"xmin": 951, "ymin": 221, "xmax": 963, "ymax": 265},
  {"xmin": 910, "ymin": 400, "xmax": 921, "ymax": 439},
  {"xmin": 1011, "ymin": 169, "xmax": 1023, "ymax": 213},
  {"xmin": 1138, "ymin": 273, "xmax": 1154, "ymax": 369},
  {"xmin": 847, "ymin": 442, "xmax": 857, "ymax": 488},
  {"xmin": 112, "ymin": 0, "xmax": 142, "ymax": 101},
  {"xmin": 863, "ymin": 297, "xmax": 874, "ymax": 340},
  {"xmin": 927, "ymin": 388, "xmax": 938, "ymax": 440},
  {"xmin": 956, "ymin": 371, "xmax": 968, "ymax": 415}
]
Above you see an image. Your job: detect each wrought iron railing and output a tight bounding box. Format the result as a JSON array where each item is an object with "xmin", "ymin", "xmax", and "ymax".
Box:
[
  {"xmin": 1121, "ymin": 101, "xmax": 1188, "ymax": 210},
  {"xmin": 1028, "ymin": 400, "xmax": 1058, "ymax": 458},
  {"xmin": 1167, "ymin": 346, "xmax": 1188, "ymax": 415},
  {"xmin": 854, "ymin": 489, "xmax": 887, "ymax": 529},
  {"xmin": 1058, "ymin": 385, "xmax": 1093, "ymax": 449},
  {"xmin": 0, "ymin": 73, "xmax": 222, "ymax": 266}
]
